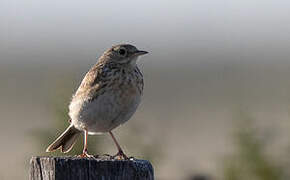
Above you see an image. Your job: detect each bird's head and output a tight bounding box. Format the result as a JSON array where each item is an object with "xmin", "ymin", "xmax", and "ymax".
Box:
[{"xmin": 100, "ymin": 44, "xmax": 148, "ymax": 65}]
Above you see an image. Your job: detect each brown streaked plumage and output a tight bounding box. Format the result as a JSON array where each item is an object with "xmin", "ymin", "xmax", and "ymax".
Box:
[{"xmin": 46, "ymin": 44, "xmax": 148, "ymax": 158}]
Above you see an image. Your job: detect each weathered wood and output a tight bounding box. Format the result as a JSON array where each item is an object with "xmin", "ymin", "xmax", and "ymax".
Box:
[{"xmin": 30, "ymin": 156, "xmax": 154, "ymax": 180}]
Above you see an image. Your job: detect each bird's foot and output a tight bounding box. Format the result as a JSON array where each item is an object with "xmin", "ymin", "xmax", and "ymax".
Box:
[
  {"xmin": 78, "ymin": 149, "xmax": 94, "ymax": 158},
  {"xmin": 78, "ymin": 152, "xmax": 94, "ymax": 158},
  {"xmin": 112, "ymin": 150, "xmax": 128, "ymax": 160}
]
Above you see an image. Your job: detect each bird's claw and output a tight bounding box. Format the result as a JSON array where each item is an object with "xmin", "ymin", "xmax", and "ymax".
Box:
[
  {"xmin": 112, "ymin": 150, "xmax": 128, "ymax": 160},
  {"xmin": 78, "ymin": 151, "xmax": 94, "ymax": 158}
]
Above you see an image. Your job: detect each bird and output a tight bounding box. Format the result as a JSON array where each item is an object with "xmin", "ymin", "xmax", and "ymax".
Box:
[{"xmin": 46, "ymin": 44, "xmax": 148, "ymax": 159}]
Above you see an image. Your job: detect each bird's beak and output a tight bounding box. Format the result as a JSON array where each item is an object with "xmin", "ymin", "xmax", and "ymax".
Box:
[{"xmin": 134, "ymin": 50, "xmax": 148, "ymax": 56}]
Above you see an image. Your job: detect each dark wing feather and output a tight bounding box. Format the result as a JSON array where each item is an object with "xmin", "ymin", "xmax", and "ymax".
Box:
[
  {"xmin": 73, "ymin": 62, "xmax": 120, "ymax": 101},
  {"xmin": 73, "ymin": 62, "xmax": 105, "ymax": 98}
]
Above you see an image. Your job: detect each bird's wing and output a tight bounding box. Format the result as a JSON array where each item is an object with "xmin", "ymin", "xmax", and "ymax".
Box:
[{"xmin": 73, "ymin": 63, "xmax": 106, "ymax": 99}]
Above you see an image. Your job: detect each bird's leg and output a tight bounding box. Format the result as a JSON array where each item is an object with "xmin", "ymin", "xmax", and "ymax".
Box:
[
  {"xmin": 78, "ymin": 129, "xmax": 92, "ymax": 158},
  {"xmin": 109, "ymin": 131, "xmax": 128, "ymax": 159}
]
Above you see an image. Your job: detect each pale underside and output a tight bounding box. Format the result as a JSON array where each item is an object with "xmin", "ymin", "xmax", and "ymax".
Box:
[
  {"xmin": 69, "ymin": 87, "xmax": 141, "ymax": 134},
  {"xmin": 68, "ymin": 62, "xmax": 143, "ymax": 134}
]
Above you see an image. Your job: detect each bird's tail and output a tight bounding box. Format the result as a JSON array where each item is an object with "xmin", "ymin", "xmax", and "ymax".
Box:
[{"xmin": 46, "ymin": 125, "xmax": 81, "ymax": 153}]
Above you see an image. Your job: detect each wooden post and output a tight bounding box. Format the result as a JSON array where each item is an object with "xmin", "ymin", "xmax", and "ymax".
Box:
[{"xmin": 30, "ymin": 156, "xmax": 154, "ymax": 180}]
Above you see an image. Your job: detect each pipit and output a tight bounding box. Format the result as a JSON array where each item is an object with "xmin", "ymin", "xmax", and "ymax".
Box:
[{"xmin": 46, "ymin": 44, "xmax": 148, "ymax": 159}]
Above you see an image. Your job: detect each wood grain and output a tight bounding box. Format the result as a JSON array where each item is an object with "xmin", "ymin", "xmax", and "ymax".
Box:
[{"xmin": 30, "ymin": 156, "xmax": 154, "ymax": 180}]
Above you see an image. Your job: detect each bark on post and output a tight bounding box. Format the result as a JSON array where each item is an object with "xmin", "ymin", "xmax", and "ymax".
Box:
[{"xmin": 30, "ymin": 156, "xmax": 154, "ymax": 180}]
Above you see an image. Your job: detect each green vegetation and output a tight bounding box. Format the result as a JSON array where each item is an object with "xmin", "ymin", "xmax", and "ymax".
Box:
[{"xmin": 221, "ymin": 112, "xmax": 289, "ymax": 180}]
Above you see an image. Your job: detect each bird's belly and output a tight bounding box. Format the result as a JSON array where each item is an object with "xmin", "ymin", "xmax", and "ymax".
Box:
[{"xmin": 69, "ymin": 89, "xmax": 141, "ymax": 133}]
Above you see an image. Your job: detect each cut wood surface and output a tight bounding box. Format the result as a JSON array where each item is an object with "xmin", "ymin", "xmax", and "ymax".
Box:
[{"xmin": 30, "ymin": 156, "xmax": 154, "ymax": 180}]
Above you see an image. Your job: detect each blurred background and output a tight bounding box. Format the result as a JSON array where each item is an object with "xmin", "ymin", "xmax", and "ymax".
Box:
[{"xmin": 1, "ymin": 0, "xmax": 290, "ymax": 179}]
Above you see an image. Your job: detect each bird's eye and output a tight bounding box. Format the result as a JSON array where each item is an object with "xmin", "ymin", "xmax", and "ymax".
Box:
[{"xmin": 118, "ymin": 48, "xmax": 127, "ymax": 56}]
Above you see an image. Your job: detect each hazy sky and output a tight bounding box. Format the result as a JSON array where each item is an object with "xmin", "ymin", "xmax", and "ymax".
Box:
[{"xmin": 1, "ymin": 0, "xmax": 290, "ymax": 65}]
